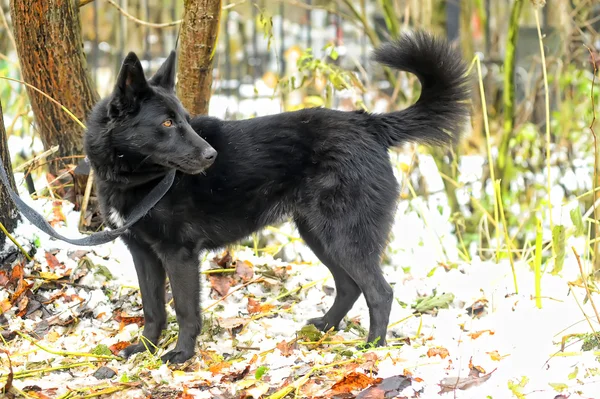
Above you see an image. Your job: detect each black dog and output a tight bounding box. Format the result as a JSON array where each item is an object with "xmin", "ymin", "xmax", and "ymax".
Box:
[{"xmin": 84, "ymin": 31, "xmax": 470, "ymax": 364}]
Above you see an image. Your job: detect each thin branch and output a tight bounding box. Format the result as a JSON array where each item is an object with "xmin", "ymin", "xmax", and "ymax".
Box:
[
  {"xmin": 78, "ymin": 0, "xmax": 95, "ymax": 7},
  {"xmin": 104, "ymin": 0, "xmax": 244, "ymax": 29}
]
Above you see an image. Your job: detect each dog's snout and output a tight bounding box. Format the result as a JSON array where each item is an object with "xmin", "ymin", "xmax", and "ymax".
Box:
[{"xmin": 202, "ymin": 147, "xmax": 217, "ymax": 162}]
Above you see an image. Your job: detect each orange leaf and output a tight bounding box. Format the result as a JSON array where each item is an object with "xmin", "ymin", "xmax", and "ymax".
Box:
[
  {"xmin": 44, "ymin": 252, "xmax": 62, "ymax": 270},
  {"xmin": 468, "ymin": 330, "xmax": 495, "ymax": 340},
  {"xmin": 247, "ymin": 297, "xmax": 275, "ymax": 314},
  {"xmin": 109, "ymin": 342, "xmax": 131, "ymax": 355},
  {"xmin": 11, "ymin": 264, "xmax": 24, "ymax": 281},
  {"xmin": 427, "ymin": 347, "xmax": 450, "ymax": 359},
  {"xmin": 114, "ymin": 313, "xmax": 145, "ymax": 327},
  {"xmin": 50, "ymin": 201, "xmax": 66, "ymax": 227},
  {"xmin": 330, "ymin": 371, "xmax": 379, "ymax": 394},
  {"xmin": 208, "ymin": 361, "xmax": 231, "ymax": 375}
]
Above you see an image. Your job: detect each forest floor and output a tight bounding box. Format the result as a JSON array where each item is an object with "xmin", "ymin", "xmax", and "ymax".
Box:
[{"xmin": 1, "ymin": 169, "xmax": 600, "ymax": 399}]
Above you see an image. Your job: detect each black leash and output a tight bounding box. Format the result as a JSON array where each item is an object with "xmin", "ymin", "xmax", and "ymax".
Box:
[{"xmin": 0, "ymin": 157, "xmax": 176, "ymax": 246}]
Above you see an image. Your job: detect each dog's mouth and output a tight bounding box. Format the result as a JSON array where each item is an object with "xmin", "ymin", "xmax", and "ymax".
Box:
[{"xmin": 162, "ymin": 159, "xmax": 209, "ymax": 175}]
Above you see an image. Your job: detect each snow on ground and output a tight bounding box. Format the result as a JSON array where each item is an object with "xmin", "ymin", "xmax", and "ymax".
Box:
[{"xmin": 1, "ymin": 167, "xmax": 600, "ymax": 399}]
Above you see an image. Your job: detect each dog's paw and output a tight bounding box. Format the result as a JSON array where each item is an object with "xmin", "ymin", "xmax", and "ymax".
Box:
[
  {"xmin": 160, "ymin": 349, "xmax": 194, "ymax": 364},
  {"xmin": 306, "ymin": 317, "xmax": 337, "ymax": 332},
  {"xmin": 120, "ymin": 342, "xmax": 154, "ymax": 359}
]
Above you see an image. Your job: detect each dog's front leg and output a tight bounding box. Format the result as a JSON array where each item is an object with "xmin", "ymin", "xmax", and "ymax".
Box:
[
  {"xmin": 159, "ymin": 245, "xmax": 201, "ymax": 364},
  {"xmin": 120, "ymin": 236, "xmax": 167, "ymax": 359}
]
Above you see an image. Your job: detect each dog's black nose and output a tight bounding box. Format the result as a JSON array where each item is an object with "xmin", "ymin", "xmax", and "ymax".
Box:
[{"xmin": 202, "ymin": 148, "xmax": 217, "ymax": 161}]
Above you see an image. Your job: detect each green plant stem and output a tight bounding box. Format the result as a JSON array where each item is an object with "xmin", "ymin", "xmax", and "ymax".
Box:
[
  {"xmin": 498, "ymin": 0, "xmax": 523, "ymax": 196},
  {"xmin": 533, "ymin": 7, "xmax": 553, "ymax": 232},
  {"xmin": 0, "ymin": 221, "xmax": 31, "ymax": 261},
  {"xmin": 534, "ymin": 217, "xmax": 543, "ymax": 308}
]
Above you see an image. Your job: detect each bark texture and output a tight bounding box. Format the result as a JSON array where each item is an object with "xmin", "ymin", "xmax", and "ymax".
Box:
[
  {"xmin": 177, "ymin": 0, "xmax": 222, "ymax": 116},
  {"xmin": 0, "ymin": 100, "xmax": 19, "ymax": 250},
  {"xmin": 10, "ymin": 0, "xmax": 99, "ymax": 171}
]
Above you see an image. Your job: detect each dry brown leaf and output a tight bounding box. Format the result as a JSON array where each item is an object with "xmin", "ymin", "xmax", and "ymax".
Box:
[
  {"xmin": 356, "ymin": 375, "xmax": 412, "ymax": 399},
  {"xmin": 0, "ymin": 271, "xmax": 9, "ymax": 286},
  {"xmin": 438, "ymin": 368, "xmax": 496, "ymax": 393},
  {"xmin": 235, "ymin": 260, "xmax": 254, "ymax": 282},
  {"xmin": 215, "ymin": 251, "xmax": 233, "ymax": 267},
  {"xmin": 44, "ymin": 252, "xmax": 62, "ymax": 270},
  {"xmin": 330, "ymin": 371, "xmax": 380, "ymax": 394},
  {"xmin": 208, "ymin": 274, "xmax": 233, "ymax": 297},
  {"xmin": 276, "ymin": 339, "xmax": 295, "ymax": 357},
  {"xmin": 427, "ymin": 346, "xmax": 450, "ymax": 359}
]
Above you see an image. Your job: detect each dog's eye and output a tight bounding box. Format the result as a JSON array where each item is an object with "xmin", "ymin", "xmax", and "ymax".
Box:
[{"xmin": 162, "ymin": 119, "xmax": 173, "ymax": 127}]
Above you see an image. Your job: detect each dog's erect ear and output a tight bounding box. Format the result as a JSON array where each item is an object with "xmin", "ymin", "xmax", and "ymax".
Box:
[
  {"xmin": 109, "ymin": 52, "xmax": 150, "ymax": 117},
  {"xmin": 149, "ymin": 50, "xmax": 177, "ymax": 91}
]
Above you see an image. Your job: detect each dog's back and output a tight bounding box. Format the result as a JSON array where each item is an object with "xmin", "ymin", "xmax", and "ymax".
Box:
[{"xmin": 84, "ymin": 31, "xmax": 470, "ymax": 363}]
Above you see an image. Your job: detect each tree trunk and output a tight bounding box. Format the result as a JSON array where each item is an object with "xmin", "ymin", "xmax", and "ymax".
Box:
[
  {"xmin": 9, "ymin": 0, "xmax": 99, "ymax": 173},
  {"xmin": 176, "ymin": 0, "xmax": 222, "ymax": 116},
  {"xmin": 0, "ymin": 100, "xmax": 19, "ymax": 251}
]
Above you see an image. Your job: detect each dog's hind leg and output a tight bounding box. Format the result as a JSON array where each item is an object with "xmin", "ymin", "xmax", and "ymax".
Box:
[
  {"xmin": 295, "ymin": 218, "xmax": 362, "ymax": 332},
  {"xmin": 120, "ymin": 237, "xmax": 167, "ymax": 358},
  {"xmin": 158, "ymin": 245, "xmax": 202, "ymax": 364}
]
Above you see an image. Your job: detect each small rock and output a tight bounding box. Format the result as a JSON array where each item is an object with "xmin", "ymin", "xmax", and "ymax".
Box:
[{"xmin": 93, "ymin": 366, "xmax": 117, "ymax": 380}]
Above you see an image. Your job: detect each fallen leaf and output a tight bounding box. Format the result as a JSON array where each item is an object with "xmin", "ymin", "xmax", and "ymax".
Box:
[
  {"xmin": 215, "ymin": 251, "xmax": 233, "ymax": 267},
  {"xmin": 0, "ymin": 271, "xmax": 9, "ymax": 286},
  {"xmin": 217, "ymin": 317, "xmax": 249, "ymax": 330},
  {"xmin": 468, "ymin": 329, "xmax": 495, "ymax": 339},
  {"xmin": 235, "ymin": 260, "xmax": 254, "ymax": 282},
  {"xmin": 11, "ymin": 263, "xmax": 24, "ymax": 280},
  {"xmin": 109, "ymin": 341, "xmax": 130, "ymax": 356},
  {"xmin": 466, "ymin": 299, "xmax": 488, "ymax": 317},
  {"xmin": 44, "ymin": 252, "xmax": 61, "ymax": 270},
  {"xmin": 427, "ymin": 346, "xmax": 450, "ymax": 359},
  {"xmin": 486, "ymin": 350, "xmax": 508, "ymax": 361},
  {"xmin": 46, "ymin": 331, "xmax": 60, "ymax": 343},
  {"xmin": 114, "ymin": 313, "xmax": 144, "ymax": 328},
  {"xmin": 39, "ymin": 272, "xmax": 62, "ymax": 280},
  {"xmin": 438, "ymin": 368, "xmax": 496, "ymax": 393},
  {"xmin": 50, "ymin": 201, "xmax": 66, "ymax": 227},
  {"xmin": 245, "ymin": 382, "xmax": 270, "ymax": 399},
  {"xmin": 247, "ymin": 297, "xmax": 274, "ymax": 314},
  {"xmin": 1, "ymin": 349, "xmax": 13, "ymax": 393},
  {"xmin": 208, "ymin": 274, "xmax": 233, "ymax": 297},
  {"xmin": 208, "ymin": 361, "xmax": 231, "ymax": 375},
  {"xmin": 330, "ymin": 371, "xmax": 380, "ymax": 394},
  {"xmin": 357, "ymin": 375, "xmax": 412, "ymax": 399},
  {"xmin": 0, "ymin": 299, "xmax": 12, "ymax": 312},
  {"xmin": 276, "ymin": 339, "xmax": 295, "ymax": 357}
]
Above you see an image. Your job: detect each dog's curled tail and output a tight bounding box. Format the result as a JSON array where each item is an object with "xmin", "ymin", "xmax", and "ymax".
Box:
[{"xmin": 372, "ymin": 31, "xmax": 471, "ymax": 147}]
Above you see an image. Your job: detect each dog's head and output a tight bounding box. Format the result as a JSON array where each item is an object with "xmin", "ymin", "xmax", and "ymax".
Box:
[{"xmin": 106, "ymin": 51, "xmax": 216, "ymax": 174}]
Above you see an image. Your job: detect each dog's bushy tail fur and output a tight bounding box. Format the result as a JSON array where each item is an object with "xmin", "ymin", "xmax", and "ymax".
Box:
[{"xmin": 372, "ymin": 31, "xmax": 471, "ymax": 147}]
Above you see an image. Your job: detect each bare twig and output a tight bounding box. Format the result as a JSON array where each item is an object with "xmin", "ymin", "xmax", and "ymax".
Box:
[
  {"xmin": 78, "ymin": 0, "xmax": 95, "ymax": 7},
  {"xmin": 78, "ymin": 168, "xmax": 95, "ymax": 232},
  {"xmin": 104, "ymin": 0, "xmax": 244, "ymax": 28},
  {"xmin": 14, "ymin": 145, "xmax": 59, "ymax": 172},
  {"xmin": 572, "ymin": 247, "xmax": 600, "ymax": 326}
]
